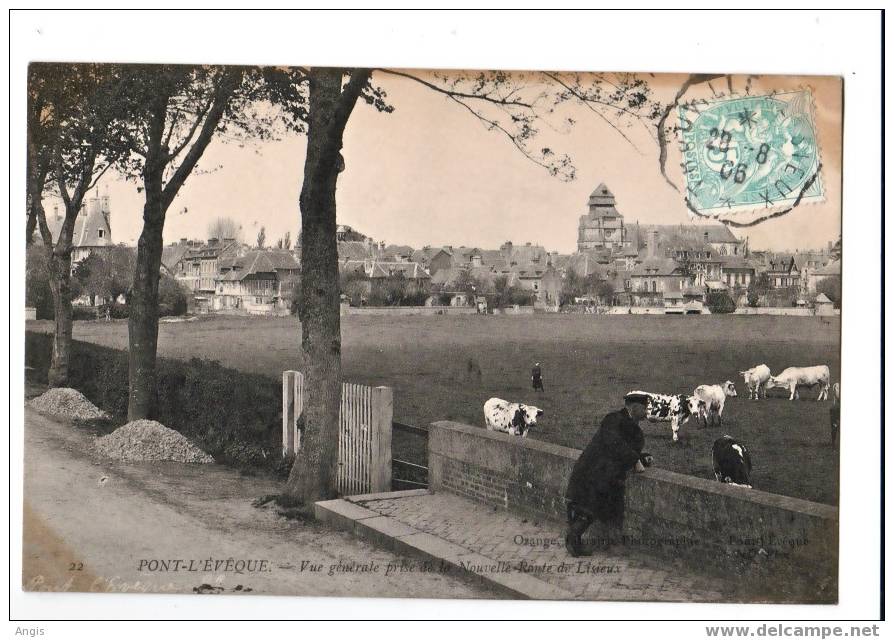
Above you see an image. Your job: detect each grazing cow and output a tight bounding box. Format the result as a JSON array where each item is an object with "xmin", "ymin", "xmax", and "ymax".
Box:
[
  {"xmin": 628, "ymin": 390, "xmax": 705, "ymax": 443},
  {"xmin": 712, "ymin": 435, "xmax": 753, "ymax": 488},
  {"xmin": 766, "ymin": 365, "xmax": 831, "ymax": 401},
  {"xmin": 829, "ymin": 382, "xmax": 841, "ymax": 444},
  {"xmin": 693, "ymin": 381, "xmax": 738, "ymax": 427},
  {"xmin": 739, "ymin": 364, "xmax": 771, "ymax": 400},
  {"xmin": 483, "ymin": 398, "xmax": 543, "ymax": 437}
]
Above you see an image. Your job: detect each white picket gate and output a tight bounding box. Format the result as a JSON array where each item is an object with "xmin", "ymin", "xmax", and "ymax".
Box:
[
  {"xmin": 282, "ymin": 371, "xmax": 392, "ymax": 495},
  {"xmin": 282, "ymin": 370, "xmax": 305, "ymax": 452}
]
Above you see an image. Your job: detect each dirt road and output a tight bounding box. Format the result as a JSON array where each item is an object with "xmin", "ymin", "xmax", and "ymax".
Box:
[{"xmin": 22, "ymin": 407, "xmax": 491, "ymax": 599}]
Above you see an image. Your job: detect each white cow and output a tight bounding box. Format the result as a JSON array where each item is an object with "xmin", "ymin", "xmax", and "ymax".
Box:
[
  {"xmin": 693, "ymin": 381, "xmax": 738, "ymax": 427},
  {"xmin": 766, "ymin": 365, "xmax": 831, "ymax": 401},
  {"xmin": 483, "ymin": 398, "xmax": 543, "ymax": 437},
  {"xmin": 739, "ymin": 364, "xmax": 771, "ymax": 400}
]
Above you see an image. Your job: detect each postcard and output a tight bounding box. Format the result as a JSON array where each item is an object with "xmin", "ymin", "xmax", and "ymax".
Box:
[{"xmin": 23, "ymin": 62, "xmax": 842, "ymax": 606}]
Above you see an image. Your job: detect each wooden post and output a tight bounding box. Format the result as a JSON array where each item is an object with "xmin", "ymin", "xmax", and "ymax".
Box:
[
  {"xmin": 294, "ymin": 372, "xmax": 304, "ymax": 451},
  {"xmin": 282, "ymin": 370, "xmax": 299, "ymax": 455},
  {"xmin": 371, "ymin": 386, "xmax": 393, "ymax": 492}
]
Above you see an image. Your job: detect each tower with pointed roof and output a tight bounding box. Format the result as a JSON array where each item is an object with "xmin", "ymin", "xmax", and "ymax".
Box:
[{"xmin": 577, "ymin": 183, "xmax": 631, "ymax": 252}]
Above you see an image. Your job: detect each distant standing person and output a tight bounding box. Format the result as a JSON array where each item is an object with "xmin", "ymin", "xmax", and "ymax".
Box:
[
  {"xmin": 564, "ymin": 392, "xmax": 653, "ymax": 557},
  {"xmin": 532, "ymin": 362, "xmax": 544, "ymax": 392}
]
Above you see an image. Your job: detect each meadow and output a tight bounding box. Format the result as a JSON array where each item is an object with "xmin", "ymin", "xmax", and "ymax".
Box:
[{"xmin": 35, "ymin": 312, "xmax": 841, "ymax": 504}]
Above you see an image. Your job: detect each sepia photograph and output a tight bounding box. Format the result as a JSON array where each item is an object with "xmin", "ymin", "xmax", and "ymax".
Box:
[{"xmin": 9, "ymin": 8, "xmax": 884, "ymax": 628}]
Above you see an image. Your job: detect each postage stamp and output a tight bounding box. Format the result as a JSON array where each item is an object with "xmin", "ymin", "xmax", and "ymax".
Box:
[{"xmin": 678, "ymin": 90, "xmax": 824, "ymax": 217}]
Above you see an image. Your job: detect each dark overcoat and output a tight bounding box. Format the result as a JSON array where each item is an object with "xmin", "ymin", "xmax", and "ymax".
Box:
[{"xmin": 565, "ymin": 408, "xmax": 645, "ymax": 523}]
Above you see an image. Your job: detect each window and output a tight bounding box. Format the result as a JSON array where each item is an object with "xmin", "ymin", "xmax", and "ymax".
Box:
[
  {"xmin": 98, "ymin": 229, "xmax": 104, "ymax": 238},
  {"xmin": 651, "ymin": 280, "xmax": 657, "ymax": 292}
]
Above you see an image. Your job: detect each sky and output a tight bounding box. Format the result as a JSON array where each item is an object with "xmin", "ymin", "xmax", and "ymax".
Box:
[{"xmin": 50, "ymin": 71, "xmax": 842, "ymax": 255}]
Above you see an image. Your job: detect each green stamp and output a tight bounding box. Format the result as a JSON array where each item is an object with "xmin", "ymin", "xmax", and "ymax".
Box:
[{"xmin": 678, "ymin": 90, "xmax": 823, "ymax": 216}]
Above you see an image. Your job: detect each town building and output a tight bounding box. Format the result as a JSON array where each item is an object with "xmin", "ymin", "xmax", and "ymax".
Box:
[
  {"xmin": 44, "ymin": 193, "xmax": 114, "ymax": 264},
  {"xmin": 214, "ymin": 250, "xmax": 300, "ymax": 314},
  {"xmin": 170, "ymin": 237, "xmax": 244, "ymax": 311},
  {"xmin": 577, "ymin": 184, "xmax": 632, "ymax": 252}
]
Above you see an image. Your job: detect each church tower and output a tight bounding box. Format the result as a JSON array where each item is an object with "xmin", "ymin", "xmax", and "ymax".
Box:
[{"xmin": 577, "ymin": 183, "xmax": 628, "ymax": 252}]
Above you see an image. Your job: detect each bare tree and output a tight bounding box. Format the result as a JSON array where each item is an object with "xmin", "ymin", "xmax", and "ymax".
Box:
[{"xmin": 207, "ymin": 216, "xmax": 241, "ymax": 242}]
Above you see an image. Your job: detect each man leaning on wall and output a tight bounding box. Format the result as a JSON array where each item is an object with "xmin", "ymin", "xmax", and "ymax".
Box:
[{"xmin": 563, "ymin": 392, "xmax": 653, "ymax": 557}]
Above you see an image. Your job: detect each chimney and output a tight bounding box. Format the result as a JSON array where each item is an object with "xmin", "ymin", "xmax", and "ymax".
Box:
[
  {"xmin": 101, "ymin": 194, "xmax": 111, "ymax": 229},
  {"xmin": 88, "ymin": 195, "xmax": 101, "ymax": 217},
  {"xmin": 650, "ymin": 230, "xmax": 659, "ymax": 258}
]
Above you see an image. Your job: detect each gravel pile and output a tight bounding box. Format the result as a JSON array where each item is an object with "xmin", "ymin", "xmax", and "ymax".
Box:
[
  {"xmin": 95, "ymin": 420, "xmax": 214, "ymax": 464},
  {"xmin": 28, "ymin": 388, "xmax": 109, "ymax": 421}
]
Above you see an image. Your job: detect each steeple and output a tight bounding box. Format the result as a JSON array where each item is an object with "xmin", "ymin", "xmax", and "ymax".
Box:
[
  {"xmin": 588, "ymin": 183, "xmax": 616, "ymax": 208},
  {"xmin": 578, "ymin": 182, "xmax": 628, "ymax": 253}
]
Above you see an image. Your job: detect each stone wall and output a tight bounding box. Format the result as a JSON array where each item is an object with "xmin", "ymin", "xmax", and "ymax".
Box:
[
  {"xmin": 734, "ymin": 307, "xmax": 840, "ymax": 316},
  {"xmin": 428, "ymin": 420, "xmax": 838, "ymax": 600},
  {"xmin": 341, "ymin": 305, "xmax": 479, "ymax": 316}
]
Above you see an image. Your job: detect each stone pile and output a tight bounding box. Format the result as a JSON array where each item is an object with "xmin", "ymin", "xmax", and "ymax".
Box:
[
  {"xmin": 95, "ymin": 420, "xmax": 214, "ymax": 464},
  {"xmin": 27, "ymin": 388, "xmax": 109, "ymax": 421}
]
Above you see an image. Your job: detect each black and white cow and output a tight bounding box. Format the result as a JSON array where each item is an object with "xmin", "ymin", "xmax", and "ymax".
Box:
[
  {"xmin": 629, "ymin": 390, "xmax": 705, "ymax": 443},
  {"xmin": 483, "ymin": 398, "xmax": 543, "ymax": 437},
  {"xmin": 711, "ymin": 435, "xmax": 752, "ymax": 488}
]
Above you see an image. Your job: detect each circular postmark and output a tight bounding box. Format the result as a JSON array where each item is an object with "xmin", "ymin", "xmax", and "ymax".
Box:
[{"xmin": 678, "ymin": 90, "xmax": 824, "ymax": 222}]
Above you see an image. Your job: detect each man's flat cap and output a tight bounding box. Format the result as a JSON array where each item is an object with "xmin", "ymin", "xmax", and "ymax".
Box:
[{"xmin": 624, "ymin": 392, "xmax": 650, "ymax": 405}]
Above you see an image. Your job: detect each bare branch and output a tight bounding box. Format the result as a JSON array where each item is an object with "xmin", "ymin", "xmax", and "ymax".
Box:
[
  {"xmin": 442, "ymin": 90, "xmax": 572, "ymax": 179},
  {"xmin": 161, "ymin": 68, "xmax": 243, "ymax": 210},
  {"xmin": 542, "ymin": 72, "xmax": 647, "ymax": 153},
  {"xmin": 167, "ymin": 93, "xmax": 214, "ymax": 162},
  {"xmin": 378, "ymin": 69, "xmax": 537, "ymax": 109}
]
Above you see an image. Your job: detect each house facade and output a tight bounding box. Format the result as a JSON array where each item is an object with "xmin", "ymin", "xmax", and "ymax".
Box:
[
  {"xmin": 214, "ymin": 250, "xmax": 300, "ymax": 314},
  {"xmin": 172, "ymin": 237, "xmax": 243, "ymax": 310}
]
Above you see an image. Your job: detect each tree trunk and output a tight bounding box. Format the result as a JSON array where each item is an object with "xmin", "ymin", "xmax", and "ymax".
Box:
[
  {"xmin": 285, "ymin": 69, "xmax": 365, "ymax": 503},
  {"xmin": 47, "ymin": 252, "xmax": 73, "ymax": 387},
  {"xmin": 127, "ymin": 178, "xmax": 165, "ymax": 421}
]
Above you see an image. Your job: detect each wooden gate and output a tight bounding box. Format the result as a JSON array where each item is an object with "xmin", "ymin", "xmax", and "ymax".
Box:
[{"xmin": 283, "ymin": 371, "xmax": 392, "ymax": 495}]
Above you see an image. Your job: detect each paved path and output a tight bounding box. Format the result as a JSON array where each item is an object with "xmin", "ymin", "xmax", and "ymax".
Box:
[
  {"xmin": 352, "ymin": 492, "xmax": 730, "ymax": 601},
  {"xmin": 22, "ymin": 407, "xmax": 491, "ymax": 600}
]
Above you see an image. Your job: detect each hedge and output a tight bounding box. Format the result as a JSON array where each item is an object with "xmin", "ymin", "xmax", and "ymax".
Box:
[{"xmin": 25, "ymin": 332, "xmax": 292, "ymax": 478}]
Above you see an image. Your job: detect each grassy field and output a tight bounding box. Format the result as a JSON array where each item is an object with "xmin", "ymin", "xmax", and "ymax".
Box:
[{"xmin": 29, "ymin": 313, "xmax": 841, "ymax": 505}]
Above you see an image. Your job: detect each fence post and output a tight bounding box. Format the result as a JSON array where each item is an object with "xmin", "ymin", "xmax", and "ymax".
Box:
[
  {"xmin": 371, "ymin": 386, "xmax": 393, "ymax": 492},
  {"xmin": 294, "ymin": 372, "xmax": 304, "ymax": 451},
  {"xmin": 282, "ymin": 370, "xmax": 299, "ymax": 455}
]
